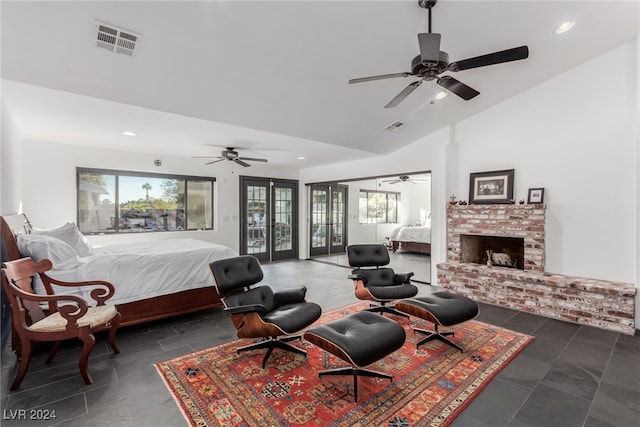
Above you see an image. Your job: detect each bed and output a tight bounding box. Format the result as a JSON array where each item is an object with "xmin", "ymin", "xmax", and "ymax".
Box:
[
  {"xmin": 1, "ymin": 214, "xmax": 236, "ymax": 333},
  {"xmin": 388, "ymin": 225, "xmax": 431, "ymax": 255}
]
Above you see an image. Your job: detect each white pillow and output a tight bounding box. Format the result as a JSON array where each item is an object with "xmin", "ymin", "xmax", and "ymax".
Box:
[
  {"xmin": 32, "ymin": 222, "xmax": 93, "ymax": 257},
  {"xmin": 17, "ymin": 234, "xmax": 82, "ymax": 270}
]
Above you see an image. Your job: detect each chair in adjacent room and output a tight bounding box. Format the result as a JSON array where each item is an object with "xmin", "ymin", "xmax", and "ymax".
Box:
[
  {"xmin": 209, "ymin": 255, "xmax": 322, "ymax": 369},
  {"xmin": 346, "ymin": 244, "xmax": 418, "ymax": 318},
  {"xmin": 1, "ymin": 257, "xmax": 120, "ymax": 390}
]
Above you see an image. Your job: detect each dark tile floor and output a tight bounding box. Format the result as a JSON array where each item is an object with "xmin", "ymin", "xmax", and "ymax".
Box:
[{"xmin": 1, "ymin": 259, "xmax": 638, "ymax": 426}]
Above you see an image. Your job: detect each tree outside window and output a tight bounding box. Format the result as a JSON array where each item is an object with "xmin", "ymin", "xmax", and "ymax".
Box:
[{"xmin": 358, "ymin": 190, "xmax": 399, "ymax": 224}]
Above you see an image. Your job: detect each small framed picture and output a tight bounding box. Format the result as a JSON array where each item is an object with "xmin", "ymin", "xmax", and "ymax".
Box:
[
  {"xmin": 469, "ymin": 169, "xmax": 515, "ymax": 204},
  {"xmin": 527, "ymin": 188, "xmax": 545, "ymax": 204}
]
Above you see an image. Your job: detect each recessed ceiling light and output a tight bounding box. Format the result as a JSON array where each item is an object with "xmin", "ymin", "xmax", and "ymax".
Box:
[
  {"xmin": 554, "ymin": 20, "xmax": 575, "ymax": 34},
  {"xmin": 434, "ymin": 91, "xmax": 447, "ymax": 100},
  {"xmin": 122, "ymin": 131, "xmax": 136, "ymax": 136},
  {"xmin": 297, "ymin": 156, "xmax": 305, "ymax": 160}
]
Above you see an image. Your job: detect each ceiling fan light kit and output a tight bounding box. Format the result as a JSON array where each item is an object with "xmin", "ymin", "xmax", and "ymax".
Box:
[{"xmin": 349, "ymin": 0, "xmax": 529, "ymax": 108}]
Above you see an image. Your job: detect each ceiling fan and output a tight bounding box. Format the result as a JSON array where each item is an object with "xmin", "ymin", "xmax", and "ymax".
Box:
[
  {"xmin": 192, "ymin": 147, "xmax": 268, "ymax": 167},
  {"xmin": 381, "ymin": 175, "xmax": 430, "ymax": 184},
  {"xmin": 349, "ymin": 0, "xmax": 529, "ymax": 108}
]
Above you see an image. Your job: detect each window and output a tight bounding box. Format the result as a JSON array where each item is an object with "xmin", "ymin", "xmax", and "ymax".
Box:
[
  {"xmin": 77, "ymin": 168, "xmax": 214, "ymax": 234},
  {"xmin": 358, "ymin": 190, "xmax": 400, "ymax": 224}
]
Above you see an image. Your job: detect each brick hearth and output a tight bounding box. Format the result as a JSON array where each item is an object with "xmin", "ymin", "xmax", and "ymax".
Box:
[{"xmin": 437, "ymin": 204, "xmax": 636, "ymax": 334}]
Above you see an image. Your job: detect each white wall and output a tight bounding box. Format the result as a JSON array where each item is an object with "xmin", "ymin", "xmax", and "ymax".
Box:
[
  {"xmin": 408, "ymin": 180, "xmax": 431, "ymax": 225},
  {"xmin": 20, "ymin": 140, "xmax": 299, "ymax": 253},
  {"xmin": 345, "ymin": 178, "xmax": 378, "ymax": 245},
  {"xmin": 452, "ymin": 42, "xmax": 637, "ymax": 283},
  {"xmin": 0, "ymin": 99, "xmax": 23, "ymax": 215},
  {"xmin": 302, "ymin": 40, "xmax": 639, "ymax": 295}
]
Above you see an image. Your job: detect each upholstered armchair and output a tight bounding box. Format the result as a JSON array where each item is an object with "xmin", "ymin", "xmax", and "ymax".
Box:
[
  {"xmin": 209, "ymin": 255, "xmax": 322, "ymax": 368},
  {"xmin": 347, "ymin": 244, "xmax": 418, "ymax": 317},
  {"xmin": 1, "ymin": 257, "xmax": 120, "ymax": 390}
]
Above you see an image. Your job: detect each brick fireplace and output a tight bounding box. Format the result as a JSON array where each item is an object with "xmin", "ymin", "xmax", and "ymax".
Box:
[
  {"xmin": 446, "ymin": 204, "xmax": 545, "ymax": 271},
  {"xmin": 437, "ymin": 204, "xmax": 636, "ymax": 334}
]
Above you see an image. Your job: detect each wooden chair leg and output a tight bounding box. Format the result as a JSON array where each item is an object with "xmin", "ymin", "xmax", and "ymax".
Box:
[
  {"xmin": 78, "ymin": 331, "xmax": 96, "ymax": 385},
  {"xmin": 46, "ymin": 341, "xmax": 61, "ymax": 364},
  {"xmin": 107, "ymin": 312, "xmax": 121, "ymax": 354},
  {"xmin": 11, "ymin": 339, "xmax": 33, "ymax": 391}
]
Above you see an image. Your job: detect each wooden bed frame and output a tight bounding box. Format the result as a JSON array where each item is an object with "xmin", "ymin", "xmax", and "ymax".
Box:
[
  {"xmin": 1, "ymin": 214, "xmax": 223, "ymax": 352},
  {"xmin": 388, "ymin": 240, "xmax": 431, "ymax": 255}
]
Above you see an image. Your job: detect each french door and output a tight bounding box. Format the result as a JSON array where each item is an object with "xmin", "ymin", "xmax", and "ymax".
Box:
[
  {"xmin": 309, "ymin": 183, "xmax": 347, "ymax": 257},
  {"xmin": 240, "ymin": 177, "xmax": 298, "ymax": 262}
]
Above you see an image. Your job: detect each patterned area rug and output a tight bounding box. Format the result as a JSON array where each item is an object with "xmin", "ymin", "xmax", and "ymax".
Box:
[{"xmin": 155, "ymin": 302, "xmax": 533, "ymax": 426}]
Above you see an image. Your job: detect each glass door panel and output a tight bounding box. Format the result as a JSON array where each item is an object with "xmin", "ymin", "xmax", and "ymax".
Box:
[
  {"xmin": 330, "ymin": 186, "xmax": 346, "ymax": 253},
  {"xmin": 243, "ymin": 182, "xmax": 268, "ymax": 260},
  {"xmin": 309, "ymin": 187, "xmax": 328, "ymax": 257},
  {"xmin": 241, "ymin": 177, "xmax": 298, "ymax": 262},
  {"xmin": 272, "ymin": 181, "xmax": 297, "ymax": 261},
  {"xmin": 309, "ymin": 184, "xmax": 347, "ymax": 257}
]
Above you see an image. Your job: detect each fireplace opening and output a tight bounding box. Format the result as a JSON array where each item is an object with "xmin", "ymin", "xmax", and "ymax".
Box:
[{"xmin": 460, "ymin": 234, "xmax": 525, "ymax": 269}]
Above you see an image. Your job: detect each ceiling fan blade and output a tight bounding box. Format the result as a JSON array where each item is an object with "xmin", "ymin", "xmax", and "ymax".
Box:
[
  {"xmin": 192, "ymin": 156, "xmax": 222, "ymax": 159},
  {"xmin": 437, "ymin": 76, "xmax": 480, "ymax": 100},
  {"xmin": 349, "ymin": 72, "xmax": 411, "ymax": 84},
  {"xmin": 385, "ymin": 80, "xmax": 422, "ymax": 108},
  {"xmin": 238, "ymin": 157, "xmax": 268, "ymax": 163},
  {"xmin": 418, "ymin": 33, "xmax": 441, "ymax": 64},
  {"xmin": 204, "ymin": 158, "xmax": 226, "ymax": 165},
  {"xmin": 448, "ymin": 45, "xmax": 529, "ymax": 72},
  {"xmin": 234, "ymin": 159, "xmax": 251, "ymax": 167}
]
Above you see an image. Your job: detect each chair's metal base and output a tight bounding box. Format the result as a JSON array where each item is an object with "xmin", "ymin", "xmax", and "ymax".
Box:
[
  {"xmin": 238, "ymin": 335, "xmax": 306, "ymax": 368},
  {"xmin": 367, "ymin": 303, "xmax": 410, "ymax": 319},
  {"xmin": 414, "ymin": 324, "xmax": 464, "ymax": 353},
  {"xmin": 318, "ymin": 366, "xmax": 393, "ymax": 403}
]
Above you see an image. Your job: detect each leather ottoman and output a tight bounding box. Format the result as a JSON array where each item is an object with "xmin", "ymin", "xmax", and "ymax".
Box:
[
  {"xmin": 303, "ymin": 310, "xmax": 405, "ymax": 402},
  {"xmin": 396, "ymin": 291, "xmax": 479, "ymax": 352}
]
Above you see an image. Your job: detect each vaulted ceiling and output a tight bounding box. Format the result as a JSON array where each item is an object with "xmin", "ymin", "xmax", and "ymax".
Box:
[{"xmin": 2, "ymin": 1, "xmax": 638, "ymax": 167}]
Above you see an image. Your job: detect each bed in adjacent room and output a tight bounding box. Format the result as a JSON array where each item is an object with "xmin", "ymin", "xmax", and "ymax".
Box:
[
  {"xmin": 1, "ymin": 214, "xmax": 237, "ymax": 333},
  {"xmin": 388, "ymin": 225, "xmax": 431, "ymax": 255}
]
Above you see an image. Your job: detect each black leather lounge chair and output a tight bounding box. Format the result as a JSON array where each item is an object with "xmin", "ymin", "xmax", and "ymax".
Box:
[
  {"xmin": 209, "ymin": 255, "xmax": 322, "ymax": 368},
  {"xmin": 346, "ymin": 244, "xmax": 418, "ymax": 318}
]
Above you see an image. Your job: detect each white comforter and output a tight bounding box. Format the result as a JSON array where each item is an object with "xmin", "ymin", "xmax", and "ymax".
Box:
[
  {"xmin": 37, "ymin": 239, "xmax": 237, "ymax": 305},
  {"xmin": 389, "ymin": 226, "xmax": 431, "ymax": 244}
]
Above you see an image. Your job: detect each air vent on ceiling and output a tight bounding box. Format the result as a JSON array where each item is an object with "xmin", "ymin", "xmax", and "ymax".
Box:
[
  {"xmin": 384, "ymin": 121, "xmax": 405, "ymax": 132},
  {"xmin": 94, "ymin": 20, "xmax": 141, "ymax": 56}
]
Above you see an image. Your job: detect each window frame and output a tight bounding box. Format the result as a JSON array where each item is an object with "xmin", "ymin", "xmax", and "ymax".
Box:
[
  {"xmin": 358, "ymin": 189, "xmax": 400, "ymax": 224},
  {"xmin": 76, "ymin": 167, "xmax": 215, "ymax": 234}
]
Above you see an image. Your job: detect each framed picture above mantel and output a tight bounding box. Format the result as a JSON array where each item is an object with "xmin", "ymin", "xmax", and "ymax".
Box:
[{"xmin": 469, "ymin": 169, "xmax": 514, "ymax": 205}]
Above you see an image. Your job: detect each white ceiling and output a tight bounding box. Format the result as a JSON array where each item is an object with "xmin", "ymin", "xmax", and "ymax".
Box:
[{"xmin": 1, "ymin": 1, "xmax": 638, "ymax": 168}]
